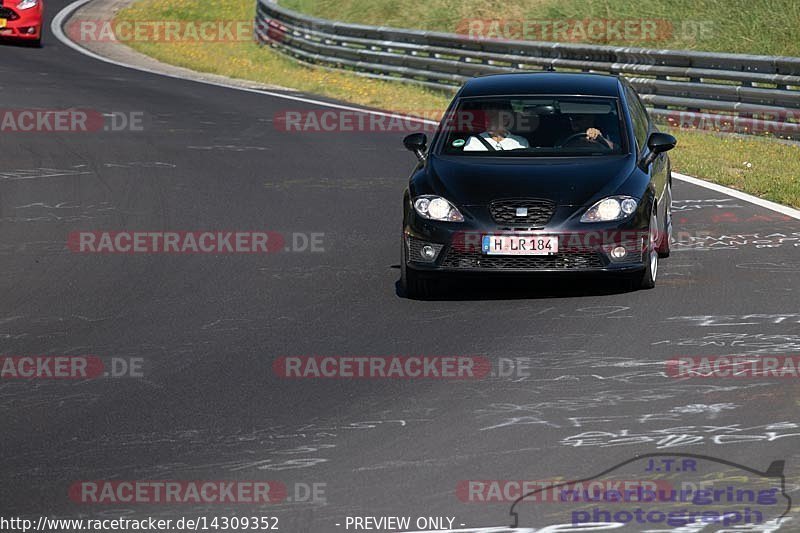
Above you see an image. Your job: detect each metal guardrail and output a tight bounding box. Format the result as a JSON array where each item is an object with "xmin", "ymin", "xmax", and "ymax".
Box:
[{"xmin": 254, "ymin": 0, "xmax": 800, "ymax": 139}]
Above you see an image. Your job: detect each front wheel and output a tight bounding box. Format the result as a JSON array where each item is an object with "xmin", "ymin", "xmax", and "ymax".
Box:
[
  {"xmin": 629, "ymin": 211, "xmax": 659, "ymax": 290},
  {"xmin": 657, "ymin": 182, "xmax": 672, "ymax": 258}
]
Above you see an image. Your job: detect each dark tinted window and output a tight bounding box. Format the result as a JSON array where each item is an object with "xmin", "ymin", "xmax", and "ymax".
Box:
[
  {"xmin": 625, "ymin": 86, "xmax": 649, "ymax": 151},
  {"xmin": 439, "ymin": 96, "xmax": 625, "ymax": 157}
]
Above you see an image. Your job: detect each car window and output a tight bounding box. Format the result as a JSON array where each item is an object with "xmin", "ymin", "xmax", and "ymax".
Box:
[
  {"xmin": 439, "ymin": 96, "xmax": 625, "ymax": 157},
  {"xmin": 625, "ymin": 86, "xmax": 650, "ymax": 152}
]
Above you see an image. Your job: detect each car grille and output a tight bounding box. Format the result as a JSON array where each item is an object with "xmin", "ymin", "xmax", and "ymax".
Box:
[
  {"xmin": 0, "ymin": 8, "xmax": 19, "ymax": 20},
  {"xmin": 441, "ymin": 249, "xmax": 605, "ymax": 270},
  {"xmin": 489, "ymin": 198, "xmax": 555, "ymax": 227}
]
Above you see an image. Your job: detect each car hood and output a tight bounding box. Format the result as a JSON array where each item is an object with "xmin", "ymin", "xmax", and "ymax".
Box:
[{"xmin": 422, "ymin": 154, "xmax": 637, "ymax": 207}]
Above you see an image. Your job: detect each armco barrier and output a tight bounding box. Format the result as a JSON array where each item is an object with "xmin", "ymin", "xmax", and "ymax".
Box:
[{"xmin": 254, "ymin": 0, "xmax": 800, "ymax": 139}]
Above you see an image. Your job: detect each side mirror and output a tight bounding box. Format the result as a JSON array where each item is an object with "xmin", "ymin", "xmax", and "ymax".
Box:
[
  {"xmin": 642, "ymin": 132, "xmax": 677, "ymax": 168},
  {"xmin": 403, "ymin": 133, "xmax": 428, "ymax": 162},
  {"xmin": 648, "ymin": 132, "xmax": 677, "ymax": 153}
]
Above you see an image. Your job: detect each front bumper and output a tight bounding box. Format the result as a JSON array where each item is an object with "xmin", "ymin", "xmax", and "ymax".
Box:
[
  {"xmin": 404, "ymin": 206, "xmax": 650, "ymax": 274},
  {"xmin": 0, "ymin": 4, "xmax": 42, "ymax": 40}
]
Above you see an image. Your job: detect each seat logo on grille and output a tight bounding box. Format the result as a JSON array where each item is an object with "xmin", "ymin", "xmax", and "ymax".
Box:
[{"xmin": 515, "ymin": 207, "xmax": 528, "ymax": 217}]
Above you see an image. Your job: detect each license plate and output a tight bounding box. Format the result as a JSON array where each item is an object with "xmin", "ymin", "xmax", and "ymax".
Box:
[
  {"xmin": 0, "ymin": 19, "xmax": 7, "ymax": 29},
  {"xmin": 482, "ymin": 235, "xmax": 558, "ymax": 255}
]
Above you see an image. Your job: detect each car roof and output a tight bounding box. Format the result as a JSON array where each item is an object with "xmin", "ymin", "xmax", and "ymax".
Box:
[{"xmin": 458, "ymin": 72, "xmax": 623, "ymax": 98}]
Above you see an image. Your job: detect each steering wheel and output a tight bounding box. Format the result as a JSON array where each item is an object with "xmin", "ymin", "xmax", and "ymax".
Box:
[
  {"xmin": 557, "ymin": 132, "xmax": 611, "ymax": 150},
  {"xmin": 557, "ymin": 132, "xmax": 594, "ymax": 146}
]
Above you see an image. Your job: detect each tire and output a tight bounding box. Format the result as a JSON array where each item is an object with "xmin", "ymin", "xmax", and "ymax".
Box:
[
  {"xmin": 629, "ymin": 210, "xmax": 659, "ymax": 290},
  {"xmin": 657, "ymin": 181, "xmax": 672, "ymax": 258},
  {"xmin": 400, "ymin": 235, "xmax": 435, "ymax": 299}
]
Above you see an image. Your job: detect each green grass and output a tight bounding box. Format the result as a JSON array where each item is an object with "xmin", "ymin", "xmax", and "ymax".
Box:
[
  {"xmin": 116, "ymin": 0, "xmax": 800, "ymax": 208},
  {"xmin": 115, "ymin": 0, "xmax": 451, "ymax": 112},
  {"xmin": 283, "ymin": 0, "xmax": 800, "ymax": 56},
  {"xmin": 663, "ymin": 128, "xmax": 800, "ymax": 206}
]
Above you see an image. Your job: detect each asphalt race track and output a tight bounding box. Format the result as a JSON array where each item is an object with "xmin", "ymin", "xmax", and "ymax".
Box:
[{"xmin": 2, "ymin": 1, "xmax": 800, "ymax": 531}]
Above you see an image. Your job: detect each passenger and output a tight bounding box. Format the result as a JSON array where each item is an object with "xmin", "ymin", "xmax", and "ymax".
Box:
[{"xmin": 463, "ymin": 106, "xmax": 530, "ymax": 151}]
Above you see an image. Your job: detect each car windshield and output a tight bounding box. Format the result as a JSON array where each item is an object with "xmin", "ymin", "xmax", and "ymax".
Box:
[{"xmin": 439, "ymin": 96, "xmax": 626, "ymax": 157}]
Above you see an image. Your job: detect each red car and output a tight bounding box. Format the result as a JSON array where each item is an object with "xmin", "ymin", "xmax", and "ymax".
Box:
[{"xmin": 0, "ymin": 0, "xmax": 43, "ymax": 46}]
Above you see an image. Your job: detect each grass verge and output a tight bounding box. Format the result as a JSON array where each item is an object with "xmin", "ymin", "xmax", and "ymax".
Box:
[
  {"xmin": 115, "ymin": 0, "xmax": 800, "ymax": 208},
  {"xmin": 283, "ymin": 0, "xmax": 800, "ymax": 56},
  {"xmin": 664, "ymin": 129, "xmax": 799, "ymax": 207},
  {"xmin": 114, "ymin": 0, "xmax": 451, "ymax": 112}
]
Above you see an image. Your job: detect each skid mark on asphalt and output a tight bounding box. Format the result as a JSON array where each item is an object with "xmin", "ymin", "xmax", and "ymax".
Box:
[
  {"xmin": 1, "ymin": 201, "xmax": 118, "ymax": 223},
  {"xmin": 666, "ymin": 314, "xmax": 800, "ymax": 327},
  {"xmin": 188, "ymin": 145, "xmax": 269, "ymax": 152},
  {"xmin": 0, "ymin": 168, "xmax": 92, "ymax": 180},
  {"xmin": 2, "ymin": 418, "xmax": 423, "ymax": 486},
  {"xmin": 653, "ymin": 332, "xmax": 800, "ymax": 353},
  {"xmin": 560, "ymin": 421, "xmax": 800, "ymax": 449},
  {"xmin": 671, "ymin": 186, "xmax": 800, "ymax": 255},
  {"xmin": 672, "ymin": 198, "xmax": 746, "ymax": 211},
  {"xmin": 102, "ymin": 161, "xmax": 177, "ymax": 168},
  {"xmin": 673, "ymin": 231, "xmax": 800, "ymax": 251},
  {"xmin": 737, "ymin": 262, "xmax": 800, "ymax": 273}
]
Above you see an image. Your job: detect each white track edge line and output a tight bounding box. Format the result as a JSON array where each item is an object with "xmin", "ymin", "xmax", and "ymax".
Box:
[
  {"xmin": 50, "ymin": 0, "xmax": 441, "ymax": 125},
  {"xmin": 673, "ymin": 172, "xmax": 800, "ymax": 220}
]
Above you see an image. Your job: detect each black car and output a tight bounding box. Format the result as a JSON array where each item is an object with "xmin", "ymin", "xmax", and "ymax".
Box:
[{"xmin": 401, "ymin": 72, "xmax": 676, "ymax": 298}]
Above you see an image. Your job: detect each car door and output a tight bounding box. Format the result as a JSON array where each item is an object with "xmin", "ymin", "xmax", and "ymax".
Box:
[{"xmin": 625, "ymin": 85, "xmax": 668, "ymax": 212}]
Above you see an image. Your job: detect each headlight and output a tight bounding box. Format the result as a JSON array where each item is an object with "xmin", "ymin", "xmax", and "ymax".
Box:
[
  {"xmin": 17, "ymin": 0, "xmax": 39, "ymax": 9},
  {"xmin": 581, "ymin": 196, "xmax": 638, "ymax": 222},
  {"xmin": 413, "ymin": 196, "xmax": 464, "ymax": 222}
]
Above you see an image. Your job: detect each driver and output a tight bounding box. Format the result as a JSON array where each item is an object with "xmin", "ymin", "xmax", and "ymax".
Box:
[
  {"xmin": 463, "ymin": 106, "xmax": 530, "ymax": 151},
  {"xmin": 566, "ymin": 114, "xmax": 616, "ymax": 150}
]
